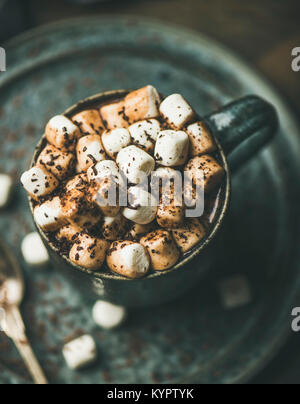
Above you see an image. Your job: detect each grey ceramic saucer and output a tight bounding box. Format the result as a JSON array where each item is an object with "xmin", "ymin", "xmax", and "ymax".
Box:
[{"xmin": 0, "ymin": 16, "xmax": 299, "ymax": 384}]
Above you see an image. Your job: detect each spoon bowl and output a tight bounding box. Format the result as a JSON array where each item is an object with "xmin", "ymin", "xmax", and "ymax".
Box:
[{"xmin": 0, "ymin": 239, "xmax": 48, "ymax": 384}]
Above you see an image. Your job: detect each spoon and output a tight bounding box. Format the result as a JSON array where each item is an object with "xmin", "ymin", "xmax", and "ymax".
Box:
[{"xmin": 0, "ymin": 240, "xmax": 48, "ymax": 384}]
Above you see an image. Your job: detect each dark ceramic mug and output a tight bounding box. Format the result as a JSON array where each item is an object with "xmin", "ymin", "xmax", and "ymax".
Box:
[{"xmin": 29, "ymin": 90, "xmax": 278, "ymax": 308}]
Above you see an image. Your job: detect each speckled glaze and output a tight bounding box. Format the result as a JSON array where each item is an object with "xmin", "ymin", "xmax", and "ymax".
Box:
[
  {"xmin": 0, "ymin": 17, "xmax": 299, "ymax": 384},
  {"xmin": 29, "ymin": 91, "xmax": 277, "ymax": 308}
]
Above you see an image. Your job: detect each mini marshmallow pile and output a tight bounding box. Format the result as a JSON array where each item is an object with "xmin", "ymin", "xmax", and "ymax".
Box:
[{"xmin": 21, "ymin": 85, "xmax": 225, "ymax": 279}]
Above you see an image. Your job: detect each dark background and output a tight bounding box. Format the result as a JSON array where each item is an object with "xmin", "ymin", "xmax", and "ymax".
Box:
[{"xmin": 0, "ymin": 0, "xmax": 300, "ymax": 384}]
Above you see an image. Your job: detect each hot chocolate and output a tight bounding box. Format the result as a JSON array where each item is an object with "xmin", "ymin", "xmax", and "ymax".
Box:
[{"xmin": 21, "ymin": 85, "xmax": 225, "ymax": 279}]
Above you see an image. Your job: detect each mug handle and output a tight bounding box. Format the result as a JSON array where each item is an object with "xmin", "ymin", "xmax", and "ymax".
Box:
[{"xmin": 204, "ymin": 95, "xmax": 279, "ymax": 172}]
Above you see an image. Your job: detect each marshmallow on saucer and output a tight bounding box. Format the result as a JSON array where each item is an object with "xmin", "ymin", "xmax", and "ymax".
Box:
[
  {"xmin": 123, "ymin": 186, "xmax": 157, "ymax": 225},
  {"xmin": 101, "ymin": 214, "xmax": 127, "ymax": 241},
  {"xmin": 38, "ymin": 144, "xmax": 75, "ymax": 180},
  {"xmin": 159, "ymin": 94, "xmax": 196, "ymax": 129},
  {"xmin": 0, "ymin": 174, "xmax": 13, "ymax": 209},
  {"xmin": 69, "ymin": 234, "xmax": 109, "ymax": 271},
  {"xmin": 106, "ymin": 240, "xmax": 150, "ymax": 279},
  {"xmin": 72, "ymin": 109, "xmax": 104, "ymax": 136},
  {"xmin": 101, "ymin": 128, "xmax": 131, "ymax": 160},
  {"xmin": 186, "ymin": 121, "xmax": 216, "ymax": 157},
  {"xmin": 100, "ymin": 101, "xmax": 129, "ymax": 130},
  {"xmin": 117, "ymin": 145, "xmax": 155, "ymax": 184},
  {"xmin": 172, "ymin": 218, "xmax": 206, "ymax": 253},
  {"xmin": 34, "ymin": 196, "xmax": 68, "ymax": 232},
  {"xmin": 46, "ymin": 115, "xmax": 81, "ymax": 151},
  {"xmin": 141, "ymin": 230, "xmax": 180, "ymax": 271},
  {"xmin": 154, "ymin": 130, "xmax": 189, "ymax": 167},
  {"xmin": 21, "ymin": 166, "xmax": 59, "ymax": 201},
  {"xmin": 92, "ymin": 301, "xmax": 126, "ymax": 330},
  {"xmin": 76, "ymin": 135, "xmax": 106, "ymax": 172},
  {"xmin": 129, "ymin": 119, "xmax": 161, "ymax": 154},
  {"xmin": 124, "ymin": 85, "xmax": 161, "ymax": 123},
  {"xmin": 21, "ymin": 232, "xmax": 49, "ymax": 267},
  {"xmin": 185, "ymin": 155, "xmax": 225, "ymax": 193},
  {"xmin": 62, "ymin": 335, "xmax": 97, "ymax": 370},
  {"xmin": 218, "ymin": 275, "xmax": 252, "ymax": 310}
]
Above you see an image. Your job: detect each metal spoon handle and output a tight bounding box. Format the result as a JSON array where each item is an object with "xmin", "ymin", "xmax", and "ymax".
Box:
[{"xmin": 4, "ymin": 306, "xmax": 48, "ymax": 385}]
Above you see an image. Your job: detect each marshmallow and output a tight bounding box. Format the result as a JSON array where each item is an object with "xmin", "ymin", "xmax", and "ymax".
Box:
[
  {"xmin": 151, "ymin": 167, "xmax": 182, "ymax": 199},
  {"xmin": 100, "ymin": 101, "xmax": 129, "ymax": 130},
  {"xmin": 65, "ymin": 173, "xmax": 89, "ymax": 192},
  {"xmin": 89, "ymin": 178, "xmax": 120, "ymax": 217},
  {"xmin": 76, "ymin": 135, "xmax": 106, "ymax": 172},
  {"xmin": 45, "ymin": 115, "xmax": 81, "ymax": 151},
  {"xmin": 152, "ymin": 166, "xmax": 182, "ymax": 182},
  {"xmin": 61, "ymin": 189, "xmax": 102, "ymax": 229},
  {"xmin": 128, "ymin": 119, "xmax": 161, "ymax": 154},
  {"xmin": 69, "ymin": 234, "xmax": 109, "ymax": 271},
  {"xmin": 141, "ymin": 230, "xmax": 180, "ymax": 271},
  {"xmin": 72, "ymin": 109, "xmax": 104, "ymax": 136},
  {"xmin": 127, "ymin": 223, "xmax": 156, "ymax": 240},
  {"xmin": 124, "ymin": 85, "xmax": 161, "ymax": 123},
  {"xmin": 62, "ymin": 335, "xmax": 97, "ymax": 370},
  {"xmin": 185, "ymin": 155, "xmax": 225, "ymax": 193},
  {"xmin": 75, "ymin": 162, "xmax": 83, "ymax": 174},
  {"xmin": 34, "ymin": 196, "xmax": 68, "ymax": 232},
  {"xmin": 154, "ymin": 130, "xmax": 189, "ymax": 167},
  {"xmin": 123, "ymin": 186, "xmax": 157, "ymax": 225},
  {"xmin": 21, "ymin": 166, "xmax": 59, "ymax": 200},
  {"xmin": 218, "ymin": 275, "xmax": 252, "ymax": 310},
  {"xmin": 92, "ymin": 301, "xmax": 126, "ymax": 330},
  {"xmin": 87, "ymin": 160, "xmax": 121, "ymax": 184},
  {"xmin": 21, "ymin": 232, "xmax": 49, "ymax": 267},
  {"xmin": 37, "ymin": 144, "xmax": 75, "ymax": 180},
  {"xmin": 201, "ymin": 188, "xmax": 222, "ymax": 229},
  {"xmin": 101, "ymin": 128, "xmax": 131, "ymax": 159},
  {"xmin": 0, "ymin": 174, "xmax": 13, "ymax": 208},
  {"xmin": 157, "ymin": 204, "xmax": 185, "ymax": 230},
  {"xmin": 101, "ymin": 214, "xmax": 127, "ymax": 241},
  {"xmin": 183, "ymin": 181, "xmax": 203, "ymax": 209},
  {"xmin": 117, "ymin": 145, "xmax": 155, "ymax": 184},
  {"xmin": 172, "ymin": 219, "xmax": 206, "ymax": 253},
  {"xmin": 56, "ymin": 224, "xmax": 81, "ymax": 242},
  {"xmin": 106, "ymin": 241, "xmax": 150, "ymax": 279},
  {"xmin": 186, "ymin": 121, "xmax": 216, "ymax": 157},
  {"xmin": 156, "ymin": 185, "xmax": 185, "ymax": 229},
  {"xmin": 159, "ymin": 94, "xmax": 196, "ymax": 129}
]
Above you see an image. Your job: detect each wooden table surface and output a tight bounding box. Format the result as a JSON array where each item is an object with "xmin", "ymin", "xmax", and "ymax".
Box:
[
  {"xmin": 28, "ymin": 0, "xmax": 300, "ymax": 114},
  {"xmin": 18, "ymin": 0, "xmax": 300, "ymax": 384}
]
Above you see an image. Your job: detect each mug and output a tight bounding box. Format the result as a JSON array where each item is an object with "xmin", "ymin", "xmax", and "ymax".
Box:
[{"xmin": 29, "ymin": 90, "xmax": 278, "ymax": 308}]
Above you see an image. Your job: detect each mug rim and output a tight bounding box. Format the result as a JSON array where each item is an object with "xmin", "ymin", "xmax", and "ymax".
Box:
[{"xmin": 29, "ymin": 89, "xmax": 231, "ymax": 281}]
